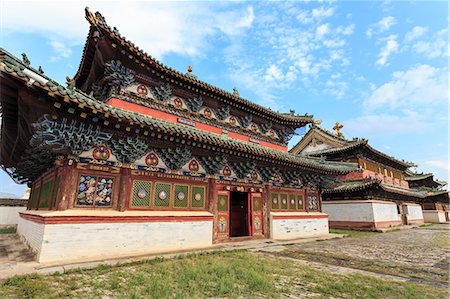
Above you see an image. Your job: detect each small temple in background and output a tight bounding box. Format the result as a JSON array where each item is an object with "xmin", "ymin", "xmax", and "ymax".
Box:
[
  {"xmin": 291, "ymin": 124, "xmax": 449, "ymax": 229},
  {"xmin": 0, "ymin": 8, "xmax": 358, "ymax": 263}
]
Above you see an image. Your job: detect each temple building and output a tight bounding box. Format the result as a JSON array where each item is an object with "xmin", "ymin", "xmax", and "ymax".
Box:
[
  {"xmin": 0, "ymin": 8, "xmax": 358, "ymax": 263},
  {"xmin": 291, "ymin": 124, "xmax": 449, "ymax": 229}
]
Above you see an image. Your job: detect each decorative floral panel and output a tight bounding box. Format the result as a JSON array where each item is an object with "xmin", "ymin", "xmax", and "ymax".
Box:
[
  {"xmin": 271, "ymin": 193, "xmax": 279, "ymax": 210},
  {"xmin": 188, "ymin": 159, "xmax": 200, "ymax": 172},
  {"xmin": 289, "ymin": 194, "xmax": 296, "ymax": 210},
  {"xmin": 92, "ymin": 145, "xmax": 110, "ymax": 160},
  {"xmin": 145, "ymin": 152, "xmax": 159, "ymax": 167},
  {"xmin": 174, "ymin": 185, "xmax": 189, "ymax": 208},
  {"xmin": 218, "ymin": 216, "xmax": 227, "ymax": 233},
  {"xmin": 297, "ymin": 195, "xmax": 304, "ymax": 210},
  {"xmin": 95, "ymin": 178, "xmax": 113, "ymax": 206},
  {"xmin": 280, "ymin": 194, "xmax": 288, "ymax": 209},
  {"xmin": 253, "ymin": 216, "xmax": 262, "ymax": 232},
  {"xmin": 307, "ymin": 195, "xmax": 319, "ymax": 211},
  {"xmin": 154, "ymin": 182, "xmax": 171, "ymax": 207},
  {"xmin": 131, "ymin": 180, "xmax": 151, "ymax": 207},
  {"xmin": 218, "ymin": 194, "xmax": 228, "ymax": 211},
  {"xmin": 191, "ymin": 186, "xmax": 205, "ymax": 208},
  {"xmin": 76, "ymin": 175, "xmax": 114, "ymax": 207}
]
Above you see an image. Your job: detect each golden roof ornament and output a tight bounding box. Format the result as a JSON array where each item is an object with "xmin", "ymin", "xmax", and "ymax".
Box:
[
  {"xmin": 233, "ymin": 87, "xmax": 240, "ymax": 97},
  {"xmin": 314, "ymin": 119, "xmax": 322, "ymax": 125},
  {"xmin": 333, "ymin": 121, "xmax": 344, "ymax": 137},
  {"xmin": 186, "ymin": 65, "xmax": 197, "ymax": 79}
]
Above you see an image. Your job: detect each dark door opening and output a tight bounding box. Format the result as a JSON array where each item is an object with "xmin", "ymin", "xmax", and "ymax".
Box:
[{"xmin": 229, "ymin": 192, "xmax": 250, "ymax": 237}]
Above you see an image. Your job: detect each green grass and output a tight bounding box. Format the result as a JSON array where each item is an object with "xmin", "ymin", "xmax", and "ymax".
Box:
[
  {"xmin": 0, "ymin": 227, "xmax": 16, "ymax": 234},
  {"xmin": 0, "ymin": 250, "xmax": 447, "ymax": 299},
  {"xmin": 432, "ymin": 233, "xmax": 450, "ymax": 248}
]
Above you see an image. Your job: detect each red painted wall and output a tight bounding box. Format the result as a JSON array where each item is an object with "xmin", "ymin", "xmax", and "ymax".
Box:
[{"xmin": 107, "ymin": 98, "xmax": 288, "ymax": 152}]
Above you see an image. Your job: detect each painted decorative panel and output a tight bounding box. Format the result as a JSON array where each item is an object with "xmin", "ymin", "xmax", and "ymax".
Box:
[
  {"xmin": 95, "ymin": 178, "xmax": 113, "ymax": 206},
  {"xmin": 307, "ymin": 194, "xmax": 319, "ymax": 211},
  {"xmin": 218, "ymin": 194, "xmax": 228, "ymax": 211},
  {"xmin": 289, "ymin": 194, "xmax": 297, "ymax": 210},
  {"xmin": 280, "ymin": 194, "xmax": 288, "ymax": 210},
  {"xmin": 174, "ymin": 185, "xmax": 189, "ymax": 208},
  {"xmin": 76, "ymin": 175, "xmax": 114, "ymax": 207},
  {"xmin": 52, "ymin": 176, "xmax": 61, "ymax": 209},
  {"xmin": 191, "ymin": 186, "xmax": 205, "ymax": 208},
  {"xmin": 154, "ymin": 183, "xmax": 171, "ymax": 207},
  {"xmin": 297, "ymin": 195, "xmax": 304, "ymax": 210},
  {"xmin": 252, "ymin": 196, "xmax": 261, "ymax": 212},
  {"xmin": 131, "ymin": 180, "xmax": 151, "ymax": 207},
  {"xmin": 31, "ymin": 186, "xmax": 40, "ymax": 209},
  {"xmin": 218, "ymin": 216, "xmax": 228, "ymax": 234},
  {"xmin": 271, "ymin": 193, "xmax": 279, "ymax": 210},
  {"xmin": 253, "ymin": 215, "xmax": 262, "ymax": 233},
  {"xmin": 39, "ymin": 180, "xmax": 53, "ymax": 209}
]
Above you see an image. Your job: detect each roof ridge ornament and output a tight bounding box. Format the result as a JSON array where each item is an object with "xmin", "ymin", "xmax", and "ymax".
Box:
[{"xmin": 333, "ymin": 121, "xmax": 344, "ymax": 138}]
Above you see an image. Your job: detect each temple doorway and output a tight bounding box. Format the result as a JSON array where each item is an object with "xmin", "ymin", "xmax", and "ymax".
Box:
[{"xmin": 229, "ymin": 192, "xmax": 251, "ymax": 237}]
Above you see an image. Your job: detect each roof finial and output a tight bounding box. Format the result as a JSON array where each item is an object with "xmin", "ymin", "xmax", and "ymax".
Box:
[
  {"xmin": 233, "ymin": 87, "xmax": 239, "ymax": 97},
  {"xmin": 186, "ymin": 65, "xmax": 197, "ymax": 79},
  {"xmin": 21, "ymin": 53, "xmax": 30, "ymax": 66},
  {"xmin": 333, "ymin": 121, "xmax": 344, "ymax": 137},
  {"xmin": 188, "ymin": 65, "xmax": 193, "ymax": 73}
]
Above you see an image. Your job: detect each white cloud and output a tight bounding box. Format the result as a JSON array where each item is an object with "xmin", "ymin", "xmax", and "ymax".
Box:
[
  {"xmin": 264, "ymin": 64, "xmax": 284, "ymax": 82},
  {"xmin": 363, "ymin": 64, "xmax": 448, "ymax": 111},
  {"xmin": 2, "ymin": 2, "xmax": 255, "ymax": 59},
  {"xmin": 296, "ymin": 6, "xmax": 335, "ymax": 24},
  {"xmin": 424, "ymin": 160, "xmax": 449, "ymax": 170},
  {"xmin": 376, "ymin": 35, "xmax": 398, "ymax": 66},
  {"xmin": 411, "ymin": 29, "xmax": 449, "ymax": 59},
  {"xmin": 344, "ymin": 111, "xmax": 428, "ymax": 136},
  {"xmin": 336, "ymin": 24, "xmax": 355, "ymax": 35},
  {"xmin": 49, "ymin": 40, "xmax": 72, "ymax": 62},
  {"xmin": 405, "ymin": 26, "xmax": 428, "ymax": 43},
  {"xmin": 316, "ymin": 23, "xmax": 330, "ymax": 40},
  {"xmin": 366, "ymin": 16, "xmax": 397, "ymax": 38}
]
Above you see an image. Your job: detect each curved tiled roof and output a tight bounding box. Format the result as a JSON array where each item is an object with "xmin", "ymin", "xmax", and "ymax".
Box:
[
  {"xmin": 74, "ymin": 7, "xmax": 313, "ymax": 126},
  {"xmin": 0, "ymin": 49, "xmax": 358, "ymax": 175},
  {"xmin": 306, "ymin": 139, "xmax": 416, "ymax": 168}
]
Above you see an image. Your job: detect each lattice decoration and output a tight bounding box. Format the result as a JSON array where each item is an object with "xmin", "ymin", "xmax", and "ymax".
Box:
[
  {"xmin": 131, "ymin": 180, "xmax": 151, "ymax": 207},
  {"xmin": 252, "ymin": 196, "xmax": 261, "ymax": 211},
  {"xmin": 197, "ymin": 156, "xmax": 228, "ymax": 175},
  {"xmin": 239, "ymin": 115, "xmax": 252, "ymax": 128},
  {"xmin": 218, "ymin": 194, "xmax": 228, "ymax": 211},
  {"xmin": 31, "ymin": 115, "xmax": 112, "ymax": 155},
  {"xmin": 31, "ymin": 187, "xmax": 40, "ymax": 209},
  {"xmin": 297, "ymin": 195, "xmax": 304, "ymax": 210},
  {"xmin": 186, "ymin": 96, "xmax": 203, "ymax": 112},
  {"xmin": 277, "ymin": 127, "xmax": 296, "ymax": 144},
  {"xmin": 108, "ymin": 137, "xmax": 149, "ymax": 163},
  {"xmin": 259, "ymin": 167, "xmax": 282, "ymax": 182},
  {"xmin": 280, "ymin": 194, "xmax": 288, "ymax": 209},
  {"xmin": 174, "ymin": 185, "xmax": 189, "ymax": 208},
  {"xmin": 191, "ymin": 186, "xmax": 205, "ymax": 208},
  {"xmin": 95, "ymin": 177, "xmax": 113, "ymax": 207},
  {"xmin": 154, "ymin": 182, "xmax": 171, "ymax": 207},
  {"xmin": 260, "ymin": 122, "xmax": 272, "ymax": 134},
  {"xmin": 92, "ymin": 60, "xmax": 137, "ymax": 99},
  {"xmin": 229, "ymin": 161, "xmax": 256, "ymax": 179},
  {"xmin": 52, "ymin": 176, "xmax": 61, "ymax": 209},
  {"xmin": 150, "ymin": 84, "xmax": 172, "ymax": 102},
  {"xmin": 39, "ymin": 180, "xmax": 53, "ymax": 209},
  {"xmin": 271, "ymin": 193, "xmax": 279, "ymax": 210},
  {"xmin": 155, "ymin": 147, "xmax": 192, "ymax": 170},
  {"xmin": 215, "ymin": 105, "xmax": 230, "ymax": 120},
  {"xmin": 307, "ymin": 194, "xmax": 319, "ymax": 211},
  {"xmin": 289, "ymin": 194, "xmax": 297, "ymax": 210}
]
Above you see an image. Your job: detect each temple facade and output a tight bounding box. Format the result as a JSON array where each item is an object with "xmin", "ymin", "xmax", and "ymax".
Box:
[
  {"xmin": 291, "ymin": 124, "xmax": 449, "ymax": 229},
  {"xmin": 0, "ymin": 8, "xmax": 358, "ymax": 263}
]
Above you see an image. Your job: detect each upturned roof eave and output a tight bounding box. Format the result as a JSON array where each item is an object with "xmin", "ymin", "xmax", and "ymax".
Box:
[{"xmin": 73, "ymin": 7, "xmax": 313, "ymax": 126}]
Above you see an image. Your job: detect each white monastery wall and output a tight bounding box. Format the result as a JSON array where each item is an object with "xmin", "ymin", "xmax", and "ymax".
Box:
[
  {"xmin": 405, "ymin": 204, "xmax": 423, "ymax": 222},
  {"xmin": 270, "ymin": 212, "xmax": 329, "ymax": 240},
  {"xmin": 0, "ymin": 206, "xmax": 26, "ymax": 226},
  {"xmin": 17, "ymin": 216, "xmax": 45, "ymax": 255},
  {"xmin": 423, "ymin": 210, "xmax": 446, "ymax": 223},
  {"xmin": 18, "ymin": 218, "xmax": 213, "ymax": 263},
  {"xmin": 322, "ymin": 201, "xmax": 375, "ymax": 222},
  {"xmin": 372, "ymin": 202, "xmax": 400, "ymax": 223}
]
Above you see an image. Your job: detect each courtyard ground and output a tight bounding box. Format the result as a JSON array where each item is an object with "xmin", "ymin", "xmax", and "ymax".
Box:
[{"xmin": 0, "ymin": 224, "xmax": 448, "ymax": 298}]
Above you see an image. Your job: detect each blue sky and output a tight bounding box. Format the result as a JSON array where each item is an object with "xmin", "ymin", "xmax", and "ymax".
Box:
[{"xmin": 1, "ymin": 1, "xmax": 448, "ymax": 196}]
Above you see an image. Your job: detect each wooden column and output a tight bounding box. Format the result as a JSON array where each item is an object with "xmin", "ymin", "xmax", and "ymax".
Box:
[
  {"xmin": 56, "ymin": 162, "xmax": 77, "ymax": 210},
  {"xmin": 263, "ymin": 184, "xmax": 270, "ymax": 238},
  {"xmin": 117, "ymin": 167, "xmax": 131, "ymax": 212}
]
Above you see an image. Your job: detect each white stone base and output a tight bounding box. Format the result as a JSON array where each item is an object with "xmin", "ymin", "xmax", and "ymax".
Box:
[
  {"xmin": 0, "ymin": 206, "xmax": 26, "ymax": 227},
  {"xmin": 323, "ymin": 200, "xmax": 402, "ymax": 229},
  {"xmin": 404, "ymin": 203, "xmax": 424, "ymax": 224},
  {"xmin": 270, "ymin": 212, "xmax": 329, "ymax": 240},
  {"xmin": 423, "ymin": 210, "xmax": 447, "ymax": 223},
  {"xmin": 17, "ymin": 210, "xmax": 214, "ymax": 263}
]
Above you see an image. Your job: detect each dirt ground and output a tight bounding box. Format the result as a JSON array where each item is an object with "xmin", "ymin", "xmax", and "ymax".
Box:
[{"xmin": 261, "ymin": 224, "xmax": 450, "ymax": 287}]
